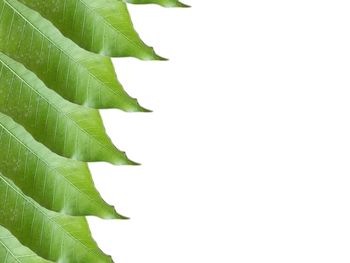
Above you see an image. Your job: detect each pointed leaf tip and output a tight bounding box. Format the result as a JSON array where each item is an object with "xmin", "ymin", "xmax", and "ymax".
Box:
[
  {"xmin": 124, "ymin": 98, "xmax": 152, "ymax": 113},
  {"xmin": 110, "ymin": 151, "xmax": 140, "ymax": 166},
  {"xmin": 154, "ymin": 54, "xmax": 169, "ymax": 61},
  {"xmin": 139, "ymin": 106, "xmax": 153, "ymax": 113},
  {"xmin": 125, "ymin": 159, "xmax": 141, "ymax": 166},
  {"xmin": 109, "ymin": 207, "xmax": 130, "ymax": 220},
  {"xmin": 139, "ymin": 46, "xmax": 167, "ymax": 61},
  {"xmin": 120, "ymin": 97, "xmax": 150, "ymax": 112},
  {"xmin": 143, "ymin": 52, "xmax": 168, "ymax": 61},
  {"xmin": 117, "ymin": 213, "xmax": 130, "ymax": 220},
  {"xmin": 176, "ymin": 1, "xmax": 191, "ymax": 7}
]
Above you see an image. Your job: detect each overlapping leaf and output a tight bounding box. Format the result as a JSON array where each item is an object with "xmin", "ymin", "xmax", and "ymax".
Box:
[
  {"xmin": 0, "ymin": 0, "xmax": 187, "ymax": 261},
  {"xmin": 0, "ymin": 52, "xmax": 135, "ymax": 164},
  {"xmin": 0, "ymin": 173, "xmax": 113, "ymax": 263},
  {"xmin": 0, "ymin": 112, "xmax": 124, "ymax": 219},
  {"xmin": 17, "ymin": 0, "xmax": 163, "ymax": 59},
  {"xmin": 0, "ymin": 0, "xmax": 147, "ymax": 110},
  {"xmin": 0, "ymin": 225, "xmax": 52, "ymax": 262}
]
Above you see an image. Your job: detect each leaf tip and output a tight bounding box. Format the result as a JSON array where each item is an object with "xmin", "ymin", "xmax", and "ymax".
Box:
[
  {"xmin": 153, "ymin": 54, "xmax": 169, "ymax": 61},
  {"xmin": 138, "ymin": 105, "xmax": 153, "ymax": 113},
  {"xmin": 125, "ymin": 98, "xmax": 152, "ymax": 113},
  {"xmin": 176, "ymin": 2, "xmax": 191, "ymax": 7},
  {"xmin": 125, "ymin": 159, "xmax": 141, "ymax": 166},
  {"xmin": 110, "ymin": 207, "xmax": 130, "ymax": 220},
  {"xmin": 111, "ymin": 152, "xmax": 140, "ymax": 166},
  {"xmin": 140, "ymin": 46, "xmax": 168, "ymax": 61}
]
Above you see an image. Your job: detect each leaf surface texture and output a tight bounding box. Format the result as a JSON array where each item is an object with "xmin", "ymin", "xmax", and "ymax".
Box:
[
  {"xmin": 0, "ymin": 225, "xmax": 52, "ymax": 263},
  {"xmin": 17, "ymin": 0, "xmax": 161, "ymax": 59},
  {"xmin": 0, "ymin": 112, "xmax": 123, "ymax": 219},
  {"xmin": 0, "ymin": 52, "xmax": 135, "ymax": 165},
  {"xmin": 0, "ymin": 0, "xmax": 147, "ymax": 110},
  {"xmin": 0, "ymin": 0, "xmax": 185, "ymax": 261},
  {"xmin": 0, "ymin": 173, "xmax": 113, "ymax": 262}
]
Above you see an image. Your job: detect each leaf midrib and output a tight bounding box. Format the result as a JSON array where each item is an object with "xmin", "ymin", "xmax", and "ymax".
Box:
[
  {"xmin": 0, "ymin": 238, "xmax": 22, "ymax": 263},
  {"xmin": 4, "ymin": 0, "xmax": 122, "ymax": 100}
]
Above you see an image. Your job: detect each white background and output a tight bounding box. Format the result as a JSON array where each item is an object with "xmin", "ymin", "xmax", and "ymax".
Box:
[{"xmin": 89, "ymin": 1, "xmax": 350, "ymax": 262}]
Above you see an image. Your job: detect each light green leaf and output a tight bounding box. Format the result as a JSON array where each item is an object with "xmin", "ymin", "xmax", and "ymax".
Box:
[
  {"xmin": 0, "ymin": 224, "xmax": 53, "ymax": 263},
  {"xmin": 0, "ymin": 0, "xmax": 186, "ymax": 260},
  {"xmin": 0, "ymin": 173, "xmax": 114, "ymax": 263},
  {"xmin": 0, "ymin": 0, "xmax": 148, "ymax": 111},
  {"xmin": 0, "ymin": 112, "xmax": 125, "ymax": 219},
  {"xmin": 17, "ymin": 0, "xmax": 163, "ymax": 60},
  {"xmin": 0, "ymin": 52, "xmax": 136, "ymax": 165},
  {"xmin": 125, "ymin": 0, "xmax": 190, "ymax": 7}
]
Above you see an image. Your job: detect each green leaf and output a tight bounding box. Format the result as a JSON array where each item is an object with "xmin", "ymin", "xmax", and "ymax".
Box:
[
  {"xmin": 0, "ymin": 224, "xmax": 53, "ymax": 263},
  {"xmin": 17, "ymin": 0, "xmax": 163, "ymax": 60},
  {"xmin": 0, "ymin": 0, "xmax": 186, "ymax": 260},
  {"xmin": 0, "ymin": 173, "xmax": 114, "ymax": 263},
  {"xmin": 125, "ymin": 0, "xmax": 190, "ymax": 7},
  {"xmin": 0, "ymin": 112, "xmax": 125, "ymax": 219},
  {"xmin": 0, "ymin": 0, "xmax": 148, "ymax": 111},
  {"xmin": 0, "ymin": 52, "xmax": 136, "ymax": 165}
]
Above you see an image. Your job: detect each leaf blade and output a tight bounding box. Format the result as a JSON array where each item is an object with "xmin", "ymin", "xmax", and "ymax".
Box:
[
  {"xmin": 0, "ymin": 0, "xmax": 147, "ymax": 110},
  {"xmin": 0, "ymin": 52, "xmax": 136, "ymax": 165},
  {"xmin": 17, "ymin": 0, "xmax": 162, "ymax": 59},
  {"xmin": 0, "ymin": 173, "xmax": 114, "ymax": 263},
  {"xmin": 0, "ymin": 112, "xmax": 124, "ymax": 219},
  {"xmin": 0, "ymin": 225, "xmax": 53, "ymax": 263}
]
